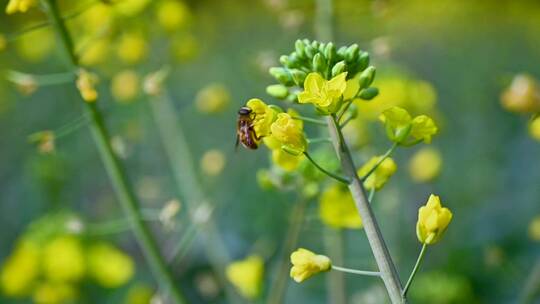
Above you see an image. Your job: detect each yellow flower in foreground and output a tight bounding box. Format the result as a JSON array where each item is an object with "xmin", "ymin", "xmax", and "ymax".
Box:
[
  {"xmin": 116, "ymin": 33, "xmax": 148, "ymax": 64},
  {"xmin": 156, "ymin": 0, "xmax": 190, "ymax": 31},
  {"xmin": 6, "ymin": 0, "xmax": 36, "ymax": 14},
  {"xmin": 246, "ymin": 98, "xmax": 278, "ymax": 138},
  {"xmin": 76, "ymin": 69, "xmax": 99, "ymax": 102},
  {"xmin": 416, "ymin": 194, "xmax": 452, "ymax": 245},
  {"xmin": 88, "ymin": 242, "xmax": 134, "ymax": 288},
  {"xmin": 529, "ymin": 215, "xmax": 540, "ymax": 241},
  {"xmin": 270, "ymin": 113, "xmax": 307, "ymax": 154},
  {"xmin": 43, "ymin": 235, "xmax": 85, "ymax": 282},
  {"xmin": 357, "ymin": 156, "xmax": 397, "ymax": 191},
  {"xmin": 290, "ymin": 248, "xmax": 331, "ymax": 283},
  {"xmin": 200, "ymin": 149, "xmax": 226, "ymax": 176},
  {"xmin": 271, "ymin": 148, "xmax": 304, "ymax": 172},
  {"xmin": 409, "ymin": 147, "xmax": 442, "ymax": 183},
  {"xmin": 195, "ymin": 84, "xmax": 230, "ymax": 114},
  {"xmin": 33, "ymin": 282, "xmax": 76, "ymax": 304},
  {"xmin": 529, "ymin": 116, "xmax": 540, "ymax": 141},
  {"xmin": 298, "ymin": 72, "xmax": 347, "ymax": 113},
  {"xmin": 0, "ymin": 240, "xmax": 40, "ymax": 296},
  {"xmin": 319, "ymin": 184, "xmax": 362, "ymax": 229},
  {"xmin": 225, "ymin": 255, "xmax": 264, "ymax": 299},
  {"xmin": 501, "ymin": 74, "xmax": 540, "ymax": 113},
  {"xmin": 111, "ymin": 70, "xmax": 140, "ymax": 103},
  {"xmin": 379, "ymin": 106, "xmax": 437, "ymax": 145}
]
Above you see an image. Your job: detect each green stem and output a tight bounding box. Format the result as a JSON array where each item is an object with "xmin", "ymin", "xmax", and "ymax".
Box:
[
  {"xmin": 402, "ymin": 244, "xmax": 428, "ymax": 299},
  {"xmin": 519, "ymin": 258, "xmax": 540, "ymax": 303},
  {"xmin": 292, "ymin": 115, "xmax": 328, "ymax": 126},
  {"xmin": 303, "ymin": 151, "xmax": 350, "ymax": 184},
  {"xmin": 267, "ymin": 197, "xmax": 309, "ymax": 304},
  {"xmin": 339, "ymin": 115, "xmax": 354, "ymax": 129},
  {"xmin": 368, "ymin": 188, "xmax": 375, "ymax": 203},
  {"xmin": 42, "ymin": 1, "xmax": 186, "ymax": 303},
  {"xmin": 336, "ymin": 100, "xmax": 353, "ymax": 122},
  {"xmin": 332, "ymin": 266, "xmax": 381, "ymax": 277},
  {"xmin": 360, "ymin": 142, "xmax": 398, "ymax": 181}
]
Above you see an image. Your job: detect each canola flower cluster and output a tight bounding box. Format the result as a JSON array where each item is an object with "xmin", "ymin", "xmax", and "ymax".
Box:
[{"xmin": 0, "ymin": 213, "xmax": 135, "ymax": 304}]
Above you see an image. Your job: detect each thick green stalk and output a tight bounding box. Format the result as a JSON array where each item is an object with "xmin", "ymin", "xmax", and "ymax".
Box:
[
  {"xmin": 327, "ymin": 116, "xmax": 404, "ymax": 303},
  {"xmin": 42, "ymin": 1, "xmax": 186, "ymax": 303}
]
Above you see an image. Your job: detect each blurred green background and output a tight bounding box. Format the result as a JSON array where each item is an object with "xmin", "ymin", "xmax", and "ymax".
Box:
[{"xmin": 1, "ymin": 0, "xmax": 540, "ymax": 303}]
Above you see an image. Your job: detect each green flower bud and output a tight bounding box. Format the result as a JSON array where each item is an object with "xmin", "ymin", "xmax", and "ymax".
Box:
[
  {"xmin": 304, "ymin": 45, "xmax": 316, "ymax": 59},
  {"xmin": 348, "ymin": 103, "xmax": 358, "ymax": 119},
  {"xmin": 345, "ymin": 44, "xmax": 359, "ymax": 62},
  {"xmin": 359, "ymin": 66, "xmax": 376, "ymax": 89},
  {"xmin": 290, "ymin": 69, "xmax": 307, "ymax": 86},
  {"xmin": 358, "ymin": 51, "xmax": 370, "ymax": 70},
  {"xmin": 337, "ymin": 46, "xmax": 347, "ymax": 58},
  {"xmin": 279, "ymin": 55, "xmax": 290, "ymax": 66},
  {"xmin": 312, "ymin": 53, "xmax": 327, "ymax": 75},
  {"xmin": 331, "ymin": 61, "xmax": 347, "ymax": 77},
  {"xmin": 311, "ymin": 40, "xmax": 320, "ymax": 49},
  {"xmin": 324, "ymin": 43, "xmax": 336, "ymax": 65},
  {"xmin": 295, "ymin": 39, "xmax": 306, "ymax": 58},
  {"xmin": 358, "ymin": 87, "xmax": 379, "ymax": 100},
  {"xmin": 266, "ymin": 84, "xmax": 289, "ymax": 99},
  {"xmin": 318, "ymin": 42, "xmax": 326, "ymax": 54},
  {"xmin": 288, "ymin": 52, "xmax": 303, "ymax": 69},
  {"xmin": 302, "ymin": 182, "xmax": 319, "ymax": 199},
  {"xmin": 269, "ymin": 67, "xmax": 294, "ymax": 86}
]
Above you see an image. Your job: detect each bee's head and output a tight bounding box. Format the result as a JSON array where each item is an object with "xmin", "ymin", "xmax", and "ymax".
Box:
[{"xmin": 238, "ymin": 106, "xmax": 252, "ymax": 115}]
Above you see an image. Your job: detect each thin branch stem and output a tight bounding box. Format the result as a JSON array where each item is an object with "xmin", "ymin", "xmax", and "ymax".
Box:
[
  {"xmin": 360, "ymin": 142, "xmax": 398, "ymax": 182},
  {"xmin": 332, "ymin": 265, "xmax": 381, "ymax": 277},
  {"xmin": 368, "ymin": 188, "xmax": 375, "ymax": 203},
  {"xmin": 339, "ymin": 115, "xmax": 354, "ymax": 129},
  {"xmin": 336, "ymin": 100, "xmax": 353, "ymax": 122},
  {"xmin": 402, "ymin": 244, "xmax": 428, "ymax": 299},
  {"xmin": 42, "ymin": 1, "xmax": 186, "ymax": 303},
  {"xmin": 303, "ymin": 151, "xmax": 350, "ymax": 184},
  {"xmin": 292, "ymin": 115, "xmax": 328, "ymax": 126}
]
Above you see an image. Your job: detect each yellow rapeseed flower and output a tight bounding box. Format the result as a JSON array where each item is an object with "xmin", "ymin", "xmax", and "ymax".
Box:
[
  {"xmin": 200, "ymin": 149, "xmax": 226, "ymax": 176},
  {"xmin": 270, "ymin": 113, "xmax": 307, "ymax": 154},
  {"xmin": 111, "ymin": 70, "xmax": 140, "ymax": 103},
  {"xmin": 357, "ymin": 156, "xmax": 397, "ymax": 191},
  {"xmin": 298, "ymin": 72, "xmax": 347, "ymax": 114},
  {"xmin": 15, "ymin": 28, "xmax": 54, "ymax": 62},
  {"xmin": 114, "ymin": 0, "xmax": 151, "ymax": 16},
  {"xmin": 271, "ymin": 148, "xmax": 304, "ymax": 172},
  {"xmin": 246, "ymin": 98, "xmax": 278, "ymax": 138},
  {"xmin": 6, "ymin": 0, "xmax": 36, "ymax": 14},
  {"xmin": 79, "ymin": 38, "xmax": 110, "ymax": 67},
  {"xmin": 116, "ymin": 33, "xmax": 148, "ymax": 64},
  {"xmin": 33, "ymin": 282, "xmax": 76, "ymax": 304},
  {"xmin": 76, "ymin": 69, "xmax": 99, "ymax": 102},
  {"xmin": 156, "ymin": 0, "xmax": 190, "ymax": 32},
  {"xmin": 225, "ymin": 255, "xmax": 264, "ymax": 299},
  {"xmin": 0, "ymin": 240, "xmax": 40, "ymax": 296},
  {"xmin": 529, "ymin": 215, "xmax": 540, "ymax": 241},
  {"xmin": 87, "ymin": 242, "xmax": 134, "ymax": 288},
  {"xmin": 290, "ymin": 248, "xmax": 331, "ymax": 283},
  {"xmin": 379, "ymin": 106, "xmax": 437, "ymax": 145},
  {"xmin": 529, "ymin": 116, "xmax": 540, "ymax": 141},
  {"xmin": 319, "ymin": 184, "xmax": 362, "ymax": 229},
  {"xmin": 501, "ymin": 74, "xmax": 540, "ymax": 113},
  {"xmin": 124, "ymin": 283, "xmax": 154, "ymax": 304},
  {"xmin": 195, "ymin": 84, "xmax": 230, "ymax": 114},
  {"xmin": 409, "ymin": 147, "xmax": 442, "ymax": 183},
  {"xmin": 42, "ymin": 235, "xmax": 85, "ymax": 282},
  {"xmin": 416, "ymin": 194, "xmax": 453, "ymax": 245}
]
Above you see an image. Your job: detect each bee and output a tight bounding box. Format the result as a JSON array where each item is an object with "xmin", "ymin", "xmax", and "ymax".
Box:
[{"xmin": 236, "ymin": 106, "xmax": 260, "ymax": 150}]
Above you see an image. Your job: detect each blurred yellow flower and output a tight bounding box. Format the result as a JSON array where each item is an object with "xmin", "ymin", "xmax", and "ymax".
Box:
[
  {"xmin": 416, "ymin": 194, "xmax": 452, "ymax": 245},
  {"xmin": 117, "ymin": 33, "xmax": 148, "ymax": 64},
  {"xmin": 290, "ymin": 248, "xmax": 331, "ymax": 283},
  {"xmin": 200, "ymin": 149, "xmax": 226, "ymax": 176},
  {"xmin": 0, "ymin": 240, "xmax": 40, "ymax": 296},
  {"xmin": 15, "ymin": 28, "xmax": 54, "ymax": 62},
  {"xmin": 246, "ymin": 98, "xmax": 278, "ymax": 138},
  {"xmin": 33, "ymin": 282, "xmax": 76, "ymax": 304},
  {"xmin": 357, "ymin": 156, "xmax": 397, "ymax": 191},
  {"xmin": 409, "ymin": 147, "xmax": 442, "ymax": 183},
  {"xmin": 270, "ymin": 113, "xmax": 307, "ymax": 154},
  {"xmin": 379, "ymin": 106, "xmax": 437, "ymax": 145},
  {"xmin": 271, "ymin": 148, "xmax": 304, "ymax": 172},
  {"xmin": 528, "ymin": 215, "xmax": 540, "ymax": 241},
  {"xmin": 28, "ymin": 130, "xmax": 55, "ymax": 154},
  {"xmin": 43, "ymin": 235, "xmax": 85, "ymax": 282},
  {"xmin": 319, "ymin": 184, "xmax": 362, "ymax": 229},
  {"xmin": 88, "ymin": 242, "xmax": 134, "ymax": 288},
  {"xmin": 124, "ymin": 283, "xmax": 154, "ymax": 304},
  {"xmin": 76, "ymin": 69, "xmax": 99, "ymax": 102},
  {"xmin": 111, "ymin": 70, "xmax": 140, "ymax": 103},
  {"xmin": 78, "ymin": 38, "xmax": 110, "ymax": 67},
  {"xmin": 501, "ymin": 74, "xmax": 540, "ymax": 113},
  {"xmin": 298, "ymin": 72, "xmax": 347, "ymax": 113},
  {"xmin": 78, "ymin": 3, "xmax": 114, "ymax": 34},
  {"xmin": 195, "ymin": 84, "xmax": 230, "ymax": 114},
  {"xmin": 5, "ymin": 0, "xmax": 36, "ymax": 14},
  {"xmin": 225, "ymin": 255, "xmax": 264, "ymax": 299},
  {"xmin": 156, "ymin": 0, "xmax": 190, "ymax": 32},
  {"xmin": 529, "ymin": 116, "xmax": 540, "ymax": 141},
  {"xmin": 114, "ymin": 0, "xmax": 151, "ymax": 16}
]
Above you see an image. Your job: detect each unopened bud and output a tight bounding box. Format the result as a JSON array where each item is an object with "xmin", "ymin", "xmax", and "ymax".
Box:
[
  {"xmin": 358, "ymin": 87, "xmax": 379, "ymax": 100},
  {"xmin": 266, "ymin": 84, "xmax": 289, "ymax": 99},
  {"xmin": 331, "ymin": 61, "xmax": 346, "ymax": 77},
  {"xmin": 359, "ymin": 66, "xmax": 376, "ymax": 89}
]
